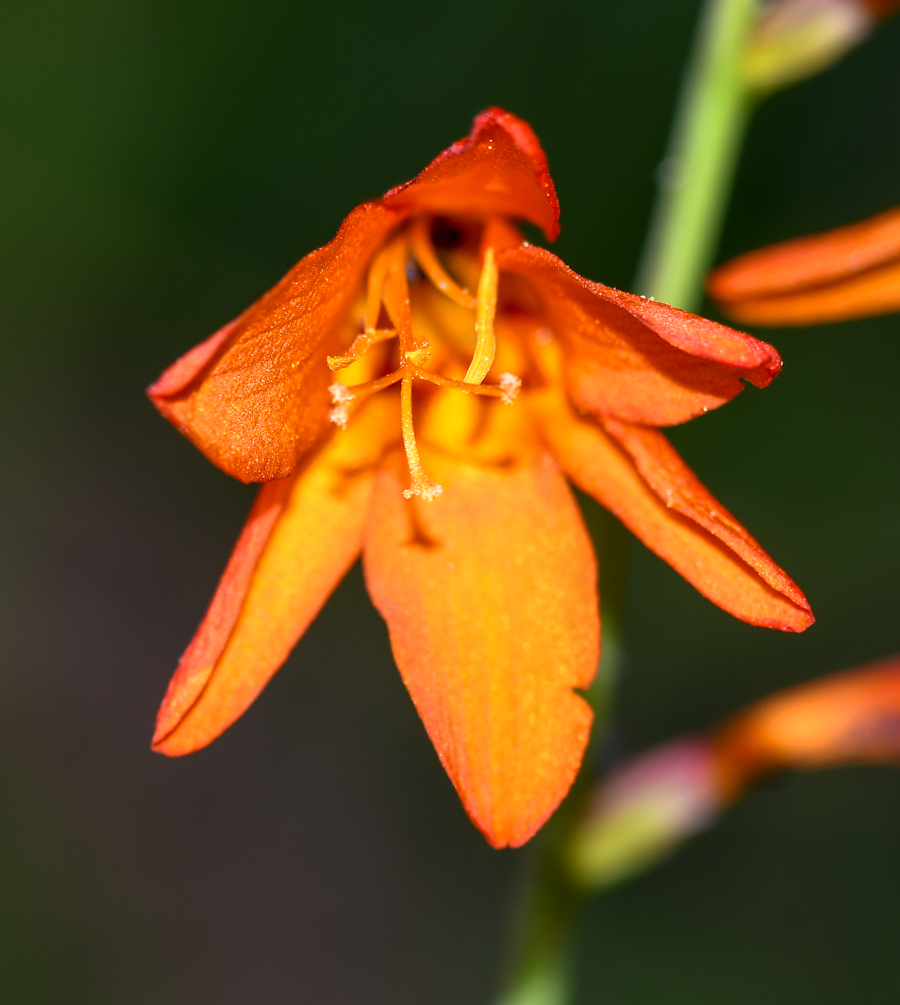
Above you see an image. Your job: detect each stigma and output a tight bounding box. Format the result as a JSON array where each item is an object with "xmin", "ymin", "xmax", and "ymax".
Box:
[{"xmin": 325, "ymin": 218, "xmax": 521, "ymax": 500}]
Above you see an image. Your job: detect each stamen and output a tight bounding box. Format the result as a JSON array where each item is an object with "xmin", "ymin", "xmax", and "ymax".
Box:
[
  {"xmin": 405, "ymin": 361, "xmax": 519, "ymax": 402},
  {"xmin": 363, "ymin": 244, "xmax": 394, "ymax": 332},
  {"xmin": 399, "ymin": 376, "xmax": 442, "ymax": 501},
  {"xmin": 327, "ymin": 370, "xmax": 405, "ymax": 429},
  {"xmin": 410, "ymin": 218, "xmax": 477, "ymax": 309},
  {"xmin": 463, "ymin": 247, "xmax": 498, "ymax": 385},
  {"xmin": 327, "ymin": 328, "xmax": 396, "ymax": 370},
  {"xmin": 498, "ymin": 372, "xmax": 521, "ymax": 404},
  {"xmin": 328, "ymin": 382, "xmax": 354, "ymax": 429}
]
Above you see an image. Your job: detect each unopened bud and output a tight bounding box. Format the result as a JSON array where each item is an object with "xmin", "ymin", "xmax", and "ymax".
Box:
[
  {"xmin": 568, "ymin": 738, "xmax": 723, "ymax": 889},
  {"xmin": 745, "ymin": 0, "xmax": 878, "ymax": 92}
]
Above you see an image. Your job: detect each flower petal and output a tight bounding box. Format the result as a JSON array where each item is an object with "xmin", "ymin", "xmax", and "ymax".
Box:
[
  {"xmin": 708, "ymin": 207, "xmax": 900, "ymax": 325},
  {"xmin": 499, "ymin": 245, "xmax": 781, "ymax": 425},
  {"xmin": 712, "ymin": 259, "xmax": 900, "ymax": 325},
  {"xmin": 148, "ymin": 202, "xmax": 401, "ymax": 483},
  {"xmin": 602, "ymin": 416, "xmax": 811, "ymax": 614},
  {"xmin": 383, "ymin": 108, "xmax": 560, "ymax": 241},
  {"xmin": 363, "ymin": 428, "xmax": 599, "ymax": 848},
  {"xmin": 153, "ymin": 395, "xmax": 399, "ymax": 756},
  {"xmin": 530, "ymin": 387, "xmax": 814, "ymax": 632},
  {"xmin": 709, "ymin": 207, "xmax": 900, "ymax": 300}
]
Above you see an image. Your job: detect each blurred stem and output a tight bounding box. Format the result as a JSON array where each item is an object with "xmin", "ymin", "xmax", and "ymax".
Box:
[
  {"xmin": 635, "ymin": 0, "xmax": 760, "ymax": 310},
  {"xmin": 496, "ymin": 506, "xmax": 628, "ymax": 1005},
  {"xmin": 497, "ymin": 4, "xmax": 761, "ymax": 1001}
]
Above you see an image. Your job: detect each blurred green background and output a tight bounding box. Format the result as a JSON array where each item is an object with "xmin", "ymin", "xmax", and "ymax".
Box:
[{"xmin": 1, "ymin": 1, "xmax": 898, "ymax": 1001}]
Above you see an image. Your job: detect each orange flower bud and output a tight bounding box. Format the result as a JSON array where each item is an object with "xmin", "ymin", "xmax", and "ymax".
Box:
[
  {"xmin": 744, "ymin": 0, "xmax": 878, "ymax": 91},
  {"xmin": 714, "ymin": 655, "xmax": 900, "ymax": 797},
  {"xmin": 571, "ymin": 655, "xmax": 900, "ymax": 887},
  {"xmin": 708, "ymin": 206, "xmax": 900, "ymax": 325}
]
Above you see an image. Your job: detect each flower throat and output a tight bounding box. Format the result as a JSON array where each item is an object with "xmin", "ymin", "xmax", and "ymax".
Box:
[{"xmin": 326, "ymin": 217, "xmax": 521, "ymax": 501}]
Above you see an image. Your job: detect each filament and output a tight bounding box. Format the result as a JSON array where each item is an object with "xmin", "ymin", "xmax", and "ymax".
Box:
[
  {"xmin": 409, "ymin": 218, "xmax": 477, "ymax": 309},
  {"xmin": 400, "ymin": 376, "xmax": 442, "ymax": 501}
]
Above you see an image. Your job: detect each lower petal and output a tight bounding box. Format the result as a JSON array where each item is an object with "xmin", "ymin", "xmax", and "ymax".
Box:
[
  {"xmin": 153, "ymin": 395, "xmax": 398, "ymax": 756},
  {"xmin": 363, "ymin": 438, "xmax": 599, "ymax": 848}
]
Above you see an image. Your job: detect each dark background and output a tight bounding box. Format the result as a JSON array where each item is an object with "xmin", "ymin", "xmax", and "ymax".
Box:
[{"xmin": 1, "ymin": 1, "xmax": 898, "ymax": 1001}]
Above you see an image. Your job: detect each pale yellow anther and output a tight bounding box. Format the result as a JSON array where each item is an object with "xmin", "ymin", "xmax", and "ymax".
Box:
[
  {"xmin": 410, "ymin": 218, "xmax": 477, "ymax": 309},
  {"xmin": 327, "ymin": 328, "xmax": 396, "ymax": 370},
  {"xmin": 399, "ymin": 376, "xmax": 442, "ymax": 501},
  {"xmin": 328, "ymin": 382, "xmax": 354, "ymax": 429},
  {"xmin": 464, "ymin": 247, "xmax": 498, "ymax": 385}
]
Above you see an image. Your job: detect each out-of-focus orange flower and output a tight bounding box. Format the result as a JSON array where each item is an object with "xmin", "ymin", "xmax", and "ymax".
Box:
[
  {"xmin": 714, "ymin": 654, "xmax": 900, "ymax": 796},
  {"xmin": 708, "ymin": 206, "xmax": 900, "ymax": 325},
  {"xmin": 571, "ymin": 654, "xmax": 900, "ymax": 885},
  {"xmin": 149, "ymin": 109, "xmax": 812, "ymax": 848},
  {"xmin": 862, "ymin": 0, "xmax": 900, "ymax": 15}
]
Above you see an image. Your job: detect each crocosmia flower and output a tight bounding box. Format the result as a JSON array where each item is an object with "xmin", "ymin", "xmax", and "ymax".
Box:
[
  {"xmin": 708, "ymin": 205, "xmax": 900, "ymax": 325},
  {"xmin": 149, "ymin": 109, "xmax": 813, "ymax": 848}
]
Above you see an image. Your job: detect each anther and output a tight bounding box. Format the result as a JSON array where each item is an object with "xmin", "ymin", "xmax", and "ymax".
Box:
[
  {"xmin": 498, "ymin": 372, "xmax": 521, "ymax": 404},
  {"xmin": 327, "ymin": 328, "xmax": 397, "ymax": 370},
  {"xmin": 328, "ymin": 382, "xmax": 354, "ymax": 429},
  {"xmin": 464, "ymin": 247, "xmax": 498, "ymax": 385}
]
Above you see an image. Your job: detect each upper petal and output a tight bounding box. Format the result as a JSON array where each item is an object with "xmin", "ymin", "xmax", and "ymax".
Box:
[
  {"xmin": 498, "ymin": 245, "xmax": 781, "ymax": 426},
  {"xmin": 148, "ymin": 201, "xmax": 401, "ymax": 482},
  {"xmin": 153, "ymin": 395, "xmax": 398, "ymax": 756},
  {"xmin": 383, "ymin": 108, "xmax": 560, "ymax": 241},
  {"xmin": 531, "ymin": 385, "xmax": 813, "ymax": 632},
  {"xmin": 363, "ymin": 412, "xmax": 598, "ymax": 848}
]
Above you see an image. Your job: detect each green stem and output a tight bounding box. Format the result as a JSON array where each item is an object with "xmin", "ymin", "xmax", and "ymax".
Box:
[
  {"xmin": 496, "ymin": 4, "xmax": 763, "ymax": 1001},
  {"xmin": 635, "ymin": 0, "xmax": 760, "ymax": 310},
  {"xmin": 495, "ymin": 507, "xmax": 627, "ymax": 1005}
]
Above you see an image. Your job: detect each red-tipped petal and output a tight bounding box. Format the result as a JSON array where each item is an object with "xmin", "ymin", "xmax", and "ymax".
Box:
[
  {"xmin": 153, "ymin": 395, "xmax": 398, "ymax": 755},
  {"xmin": 602, "ymin": 416, "xmax": 811, "ymax": 615},
  {"xmin": 363, "ymin": 430, "xmax": 598, "ymax": 848},
  {"xmin": 384, "ymin": 108, "xmax": 560, "ymax": 241},
  {"xmin": 531, "ymin": 387, "xmax": 814, "ymax": 632},
  {"xmin": 499, "ymin": 245, "xmax": 780, "ymax": 426},
  {"xmin": 148, "ymin": 202, "xmax": 401, "ymax": 483}
]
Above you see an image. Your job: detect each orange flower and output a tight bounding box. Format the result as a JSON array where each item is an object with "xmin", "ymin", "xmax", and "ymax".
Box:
[
  {"xmin": 708, "ymin": 206, "xmax": 900, "ymax": 325},
  {"xmin": 571, "ymin": 654, "xmax": 900, "ymax": 886},
  {"xmin": 714, "ymin": 653, "xmax": 900, "ymax": 797},
  {"xmin": 149, "ymin": 109, "xmax": 813, "ymax": 848}
]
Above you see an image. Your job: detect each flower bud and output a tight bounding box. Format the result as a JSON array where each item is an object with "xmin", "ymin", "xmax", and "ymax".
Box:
[
  {"xmin": 744, "ymin": 0, "xmax": 886, "ymax": 91},
  {"xmin": 568, "ymin": 738, "xmax": 723, "ymax": 889}
]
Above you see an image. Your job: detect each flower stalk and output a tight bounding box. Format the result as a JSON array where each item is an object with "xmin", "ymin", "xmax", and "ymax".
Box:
[
  {"xmin": 636, "ymin": 0, "xmax": 760, "ymax": 310},
  {"xmin": 499, "ymin": 0, "xmax": 774, "ymax": 1000}
]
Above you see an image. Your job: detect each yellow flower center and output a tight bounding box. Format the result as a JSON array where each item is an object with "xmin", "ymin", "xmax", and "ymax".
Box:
[{"xmin": 326, "ymin": 217, "xmax": 522, "ymax": 500}]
